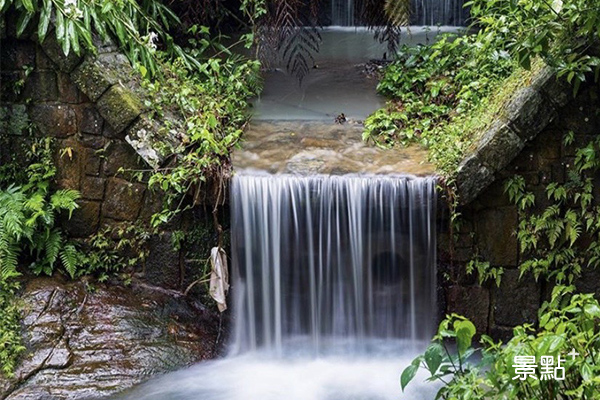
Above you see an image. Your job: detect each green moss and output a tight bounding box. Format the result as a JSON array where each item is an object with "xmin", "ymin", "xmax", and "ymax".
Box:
[{"xmin": 427, "ymin": 61, "xmax": 542, "ymax": 178}]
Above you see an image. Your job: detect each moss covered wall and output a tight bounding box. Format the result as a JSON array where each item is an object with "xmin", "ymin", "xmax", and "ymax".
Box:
[
  {"xmin": 0, "ymin": 30, "xmax": 219, "ymax": 293},
  {"xmin": 439, "ymin": 80, "xmax": 600, "ymax": 338}
]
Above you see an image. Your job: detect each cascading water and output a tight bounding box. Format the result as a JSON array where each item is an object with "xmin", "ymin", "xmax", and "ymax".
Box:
[
  {"xmin": 230, "ymin": 174, "xmax": 437, "ymax": 355},
  {"xmin": 328, "ymin": 0, "xmax": 466, "ymax": 27},
  {"xmin": 331, "ymin": 0, "xmax": 354, "ymax": 26},
  {"xmin": 412, "ymin": 0, "xmax": 467, "ymax": 26},
  {"xmin": 116, "ymin": 172, "xmax": 440, "ymax": 400}
]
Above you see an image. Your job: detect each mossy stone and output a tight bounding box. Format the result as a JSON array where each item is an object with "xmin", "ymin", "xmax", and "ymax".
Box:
[{"xmin": 96, "ymin": 85, "xmax": 143, "ymax": 134}]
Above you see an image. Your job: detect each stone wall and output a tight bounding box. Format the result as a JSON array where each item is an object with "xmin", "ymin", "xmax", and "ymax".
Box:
[
  {"xmin": 0, "ymin": 29, "xmax": 216, "ymax": 293},
  {"xmin": 440, "ymin": 72, "xmax": 600, "ymax": 338}
]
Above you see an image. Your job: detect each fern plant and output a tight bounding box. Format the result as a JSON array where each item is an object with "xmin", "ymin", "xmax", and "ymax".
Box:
[{"xmin": 0, "ymin": 185, "xmax": 81, "ymax": 281}]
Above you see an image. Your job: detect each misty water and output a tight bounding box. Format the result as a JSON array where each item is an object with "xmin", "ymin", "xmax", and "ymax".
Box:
[{"xmin": 116, "ymin": 175, "xmax": 440, "ymax": 400}]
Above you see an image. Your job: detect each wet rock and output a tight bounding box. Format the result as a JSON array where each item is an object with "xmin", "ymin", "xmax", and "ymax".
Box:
[
  {"xmin": 476, "ymin": 122, "xmax": 524, "ymax": 172},
  {"xmin": 0, "ymin": 276, "xmax": 219, "ymax": 400},
  {"xmin": 63, "ymin": 200, "xmax": 101, "ymax": 238},
  {"xmin": 455, "ymin": 154, "xmax": 494, "ymax": 204},
  {"xmin": 96, "ymin": 86, "xmax": 143, "ymax": 134},
  {"xmin": 475, "ymin": 207, "xmax": 518, "ymax": 266},
  {"xmin": 504, "ymin": 87, "xmax": 558, "ymax": 142}
]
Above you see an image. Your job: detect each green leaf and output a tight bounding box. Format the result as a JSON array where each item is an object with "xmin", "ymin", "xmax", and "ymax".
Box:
[
  {"xmin": 424, "ymin": 343, "xmax": 444, "ymax": 375},
  {"xmin": 16, "ymin": 11, "xmax": 33, "ymax": 37},
  {"xmin": 38, "ymin": 0, "xmax": 52, "ymax": 42},
  {"xmin": 400, "ymin": 363, "xmax": 419, "ymax": 391},
  {"xmin": 455, "ymin": 320, "xmax": 476, "ymax": 355}
]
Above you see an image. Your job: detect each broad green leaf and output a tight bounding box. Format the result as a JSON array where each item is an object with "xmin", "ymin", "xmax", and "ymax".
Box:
[
  {"xmin": 400, "ymin": 363, "xmax": 419, "ymax": 391},
  {"xmin": 424, "ymin": 343, "xmax": 444, "ymax": 375}
]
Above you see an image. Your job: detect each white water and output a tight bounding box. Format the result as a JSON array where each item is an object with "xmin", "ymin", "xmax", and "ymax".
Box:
[
  {"xmin": 329, "ymin": 0, "xmax": 466, "ymax": 26},
  {"xmin": 116, "ymin": 174, "xmax": 439, "ymax": 399},
  {"xmin": 230, "ymin": 174, "xmax": 437, "ymax": 354}
]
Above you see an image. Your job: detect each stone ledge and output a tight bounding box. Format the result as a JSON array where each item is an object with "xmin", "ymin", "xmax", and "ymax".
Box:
[
  {"xmin": 456, "ymin": 66, "xmax": 568, "ymax": 205},
  {"xmin": 96, "ymin": 85, "xmax": 143, "ymax": 134}
]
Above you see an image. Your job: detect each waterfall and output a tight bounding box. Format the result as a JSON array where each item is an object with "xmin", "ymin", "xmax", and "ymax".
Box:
[
  {"xmin": 230, "ymin": 173, "xmax": 437, "ymax": 355},
  {"xmin": 328, "ymin": 0, "xmax": 467, "ymax": 27},
  {"xmin": 411, "ymin": 0, "xmax": 467, "ymax": 26},
  {"xmin": 331, "ymin": 0, "xmax": 354, "ymax": 26}
]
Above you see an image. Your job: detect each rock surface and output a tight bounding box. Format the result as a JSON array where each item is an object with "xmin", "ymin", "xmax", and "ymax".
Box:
[{"xmin": 0, "ymin": 277, "xmax": 220, "ymax": 400}]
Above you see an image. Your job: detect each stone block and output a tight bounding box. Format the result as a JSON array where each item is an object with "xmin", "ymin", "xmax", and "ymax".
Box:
[
  {"xmin": 80, "ymin": 133, "xmax": 106, "ymax": 150},
  {"xmin": 477, "ymin": 122, "xmax": 524, "ymax": 172},
  {"xmin": 54, "ymin": 142, "xmax": 82, "ymax": 190},
  {"xmin": 0, "ymin": 71, "xmax": 22, "ymax": 102},
  {"xmin": 76, "ymin": 104, "xmax": 103, "ymax": 135},
  {"xmin": 102, "ymin": 141, "xmax": 145, "ymax": 176},
  {"xmin": 455, "ymin": 153, "xmax": 495, "ymax": 205},
  {"xmin": 71, "ymin": 52, "xmax": 133, "ymax": 102},
  {"xmin": 472, "ymin": 179, "xmax": 511, "ymax": 209},
  {"xmin": 80, "ymin": 176, "xmax": 105, "ymax": 201},
  {"xmin": 22, "ymin": 71, "xmax": 59, "ymax": 102},
  {"xmin": 446, "ymin": 285, "xmax": 490, "ymax": 334},
  {"xmin": 63, "ymin": 200, "xmax": 100, "ymax": 238},
  {"xmin": 504, "ymin": 87, "xmax": 558, "ymax": 142},
  {"xmin": 57, "ymin": 72, "xmax": 80, "ymax": 103},
  {"xmin": 40, "ymin": 32, "xmax": 82, "ymax": 72},
  {"xmin": 35, "ymin": 45, "xmax": 55, "ymax": 69},
  {"xmin": 83, "ymin": 148, "xmax": 102, "ymax": 176},
  {"xmin": 0, "ymin": 104, "xmax": 29, "ymax": 136},
  {"xmin": 0, "ymin": 39, "xmax": 35, "ymax": 70},
  {"xmin": 475, "ymin": 207, "xmax": 518, "ymax": 267},
  {"xmin": 138, "ymin": 189, "xmax": 165, "ymax": 223},
  {"xmin": 29, "ymin": 104, "xmax": 77, "ymax": 137},
  {"xmin": 102, "ymin": 178, "xmax": 145, "ymax": 221},
  {"xmin": 96, "ymin": 85, "xmax": 143, "ymax": 134},
  {"xmin": 493, "ymin": 269, "xmax": 540, "ymax": 326},
  {"xmin": 125, "ymin": 115, "xmax": 164, "ymax": 169},
  {"xmin": 531, "ymin": 66, "xmax": 572, "ymax": 109}
]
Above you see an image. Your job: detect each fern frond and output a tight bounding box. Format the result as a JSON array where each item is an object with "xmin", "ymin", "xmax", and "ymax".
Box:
[
  {"xmin": 44, "ymin": 229, "xmax": 63, "ymax": 271},
  {"xmin": 50, "ymin": 189, "xmax": 81, "ymax": 218},
  {"xmin": 60, "ymin": 244, "xmax": 79, "ymax": 279}
]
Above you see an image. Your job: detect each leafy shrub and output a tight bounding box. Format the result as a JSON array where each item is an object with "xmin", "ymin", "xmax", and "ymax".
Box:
[
  {"xmin": 403, "ymin": 285, "xmax": 600, "ymax": 399},
  {"xmin": 363, "ymin": 31, "xmax": 515, "ymax": 152}
]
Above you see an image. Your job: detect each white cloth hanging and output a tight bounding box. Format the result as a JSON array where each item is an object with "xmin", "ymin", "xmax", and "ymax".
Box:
[{"xmin": 209, "ymin": 247, "xmax": 229, "ymax": 312}]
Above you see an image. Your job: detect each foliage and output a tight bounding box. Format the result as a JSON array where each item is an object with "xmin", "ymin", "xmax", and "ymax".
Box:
[
  {"xmin": 74, "ymin": 224, "xmax": 150, "ymax": 282},
  {"xmin": 366, "ymin": 0, "xmax": 600, "ymax": 180},
  {"xmin": 0, "ymin": 0, "xmax": 199, "ymax": 77},
  {"xmin": 467, "ymin": 0, "xmax": 600, "ymax": 94},
  {"xmin": 363, "ymin": 30, "xmax": 516, "ymax": 174},
  {"xmin": 138, "ymin": 49, "xmax": 260, "ymax": 227},
  {"xmin": 0, "ymin": 138, "xmax": 81, "ymax": 281},
  {"xmin": 466, "ymin": 258, "xmax": 503, "ymax": 287},
  {"xmin": 0, "ymin": 279, "xmax": 25, "ymax": 377},
  {"xmin": 402, "ymin": 285, "xmax": 600, "ymax": 399},
  {"xmin": 0, "ymin": 136, "xmax": 82, "ymax": 376},
  {"xmin": 502, "ymin": 133, "xmax": 600, "ymax": 284}
]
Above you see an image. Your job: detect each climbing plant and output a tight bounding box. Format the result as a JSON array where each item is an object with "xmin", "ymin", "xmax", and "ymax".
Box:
[{"xmin": 502, "ymin": 133, "xmax": 600, "ymax": 285}]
